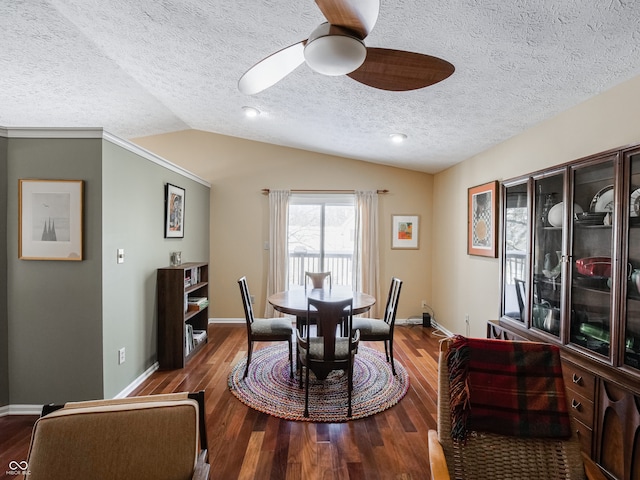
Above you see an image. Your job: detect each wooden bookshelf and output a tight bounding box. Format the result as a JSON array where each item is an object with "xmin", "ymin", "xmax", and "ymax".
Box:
[{"xmin": 157, "ymin": 262, "xmax": 209, "ymax": 369}]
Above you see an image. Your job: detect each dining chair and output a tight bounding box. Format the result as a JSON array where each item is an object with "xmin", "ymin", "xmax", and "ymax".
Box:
[
  {"xmin": 352, "ymin": 277, "xmax": 402, "ymax": 375},
  {"xmin": 296, "ymin": 297, "xmax": 360, "ymax": 417},
  {"xmin": 238, "ymin": 276, "xmax": 293, "ymax": 378},
  {"xmin": 305, "ymin": 271, "xmax": 332, "ymax": 290},
  {"xmin": 504, "ymin": 278, "xmax": 526, "ymax": 320},
  {"xmin": 428, "ymin": 336, "xmax": 607, "ymax": 480}
]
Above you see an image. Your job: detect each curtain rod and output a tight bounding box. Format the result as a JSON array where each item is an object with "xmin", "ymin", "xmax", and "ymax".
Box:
[{"xmin": 261, "ymin": 189, "xmax": 389, "ymax": 195}]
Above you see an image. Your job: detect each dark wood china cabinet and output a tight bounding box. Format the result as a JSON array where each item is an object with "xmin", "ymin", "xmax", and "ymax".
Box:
[{"xmin": 491, "ymin": 144, "xmax": 640, "ymax": 480}]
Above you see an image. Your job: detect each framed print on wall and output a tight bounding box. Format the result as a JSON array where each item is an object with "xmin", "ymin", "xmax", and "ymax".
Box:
[
  {"xmin": 468, "ymin": 180, "xmax": 498, "ymax": 257},
  {"xmin": 19, "ymin": 179, "xmax": 83, "ymax": 261},
  {"xmin": 391, "ymin": 215, "xmax": 419, "ymax": 249},
  {"xmin": 165, "ymin": 183, "xmax": 185, "ymax": 238}
]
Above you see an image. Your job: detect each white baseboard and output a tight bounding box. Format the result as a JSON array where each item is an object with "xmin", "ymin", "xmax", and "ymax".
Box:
[
  {"xmin": 0, "ymin": 404, "xmax": 42, "ymax": 417},
  {"xmin": 114, "ymin": 361, "xmax": 159, "ymax": 399},
  {"xmin": 0, "ymin": 362, "xmax": 161, "ymax": 416},
  {"xmin": 431, "ymin": 319, "xmax": 454, "ymax": 337},
  {"xmin": 209, "ymin": 318, "xmax": 244, "ymax": 324}
]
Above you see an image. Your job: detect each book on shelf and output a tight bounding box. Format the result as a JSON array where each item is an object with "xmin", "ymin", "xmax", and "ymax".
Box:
[
  {"xmin": 192, "ymin": 330, "xmax": 207, "ymax": 346},
  {"xmin": 187, "ymin": 296, "xmax": 209, "ymax": 311},
  {"xmin": 185, "ymin": 324, "xmax": 194, "ymax": 354}
]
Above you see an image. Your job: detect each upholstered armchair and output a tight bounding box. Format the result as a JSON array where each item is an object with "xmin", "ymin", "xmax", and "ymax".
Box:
[{"xmin": 25, "ymin": 391, "xmax": 210, "ymax": 480}]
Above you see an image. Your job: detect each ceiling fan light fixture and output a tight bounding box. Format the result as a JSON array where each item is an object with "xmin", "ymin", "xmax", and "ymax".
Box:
[
  {"xmin": 389, "ymin": 133, "xmax": 407, "ymax": 143},
  {"xmin": 242, "ymin": 106, "xmax": 260, "ymax": 118},
  {"xmin": 304, "ymin": 23, "xmax": 366, "ymax": 76}
]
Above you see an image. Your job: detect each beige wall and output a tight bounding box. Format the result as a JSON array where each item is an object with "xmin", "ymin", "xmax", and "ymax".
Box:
[
  {"xmin": 134, "ymin": 73, "xmax": 640, "ymax": 336},
  {"xmin": 432, "ymin": 74, "xmax": 640, "ymax": 337},
  {"xmin": 133, "ymin": 131, "xmax": 433, "ymax": 321}
]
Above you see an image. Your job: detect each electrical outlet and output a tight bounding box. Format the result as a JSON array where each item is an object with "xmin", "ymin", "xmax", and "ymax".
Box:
[
  {"xmin": 250, "ymin": 295, "xmax": 255, "ymax": 305},
  {"xmin": 421, "ymin": 300, "xmax": 428, "ymax": 309},
  {"xmin": 118, "ymin": 347, "xmax": 126, "ymax": 365}
]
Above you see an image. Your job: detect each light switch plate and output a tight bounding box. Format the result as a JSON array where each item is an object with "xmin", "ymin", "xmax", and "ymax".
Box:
[{"xmin": 117, "ymin": 248, "xmax": 125, "ymax": 264}]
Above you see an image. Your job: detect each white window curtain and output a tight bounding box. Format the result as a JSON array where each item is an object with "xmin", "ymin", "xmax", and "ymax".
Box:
[
  {"xmin": 265, "ymin": 190, "xmax": 290, "ymax": 317},
  {"xmin": 353, "ymin": 190, "xmax": 380, "ymax": 317}
]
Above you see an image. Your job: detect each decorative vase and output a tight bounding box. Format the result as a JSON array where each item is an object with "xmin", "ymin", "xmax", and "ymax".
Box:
[
  {"xmin": 543, "ymin": 251, "xmax": 562, "ymax": 279},
  {"xmin": 631, "ymin": 269, "xmax": 640, "ymax": 295}
]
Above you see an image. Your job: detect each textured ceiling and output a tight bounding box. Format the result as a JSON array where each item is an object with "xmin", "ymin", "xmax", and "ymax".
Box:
[{"xmin": 2, "ymin": 1, "xmax": 640, "ymax": 173}]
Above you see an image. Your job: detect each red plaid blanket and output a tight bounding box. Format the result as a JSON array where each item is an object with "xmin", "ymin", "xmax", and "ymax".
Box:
[{"xmin": 447, "ymin": 335, "xmax": 572, "ymax": 441}]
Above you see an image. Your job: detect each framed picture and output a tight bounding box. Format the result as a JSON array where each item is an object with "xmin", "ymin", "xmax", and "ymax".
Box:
[
  {"xmin": 19, "ymin": 179, "xmax": 83, "ymax": 261},
  {"xmin": 468, "ymin": 180, "xmax": 498, "ymax": 257},
  {"xmin": 391, "ymin": 215, "xmax": 419, "ymax": 249},
  {"xmin": 165, "ymin": 183, "xmax": 185, "ymax": 238}
]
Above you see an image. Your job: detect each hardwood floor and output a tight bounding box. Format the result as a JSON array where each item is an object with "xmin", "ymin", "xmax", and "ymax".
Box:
[{"xmin": 0, "ymin": 324, "xmax": 444, "ymax": 479}]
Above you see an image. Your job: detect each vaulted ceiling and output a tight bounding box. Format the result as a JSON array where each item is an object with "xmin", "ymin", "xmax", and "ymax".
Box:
[{"xmin": 2, "ymin": 1, "xmax": 640, "ymax": 173}]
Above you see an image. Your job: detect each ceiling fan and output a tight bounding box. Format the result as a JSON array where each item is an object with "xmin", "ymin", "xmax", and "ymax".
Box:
[{"xmin": 238, "ymin": 0, "xmax": 455, "ymax": 95}]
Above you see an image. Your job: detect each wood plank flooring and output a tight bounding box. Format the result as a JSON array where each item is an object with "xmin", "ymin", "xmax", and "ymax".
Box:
[{"xmin": 0, "ymin": 324, "xmax": 444, "ymax": 480}]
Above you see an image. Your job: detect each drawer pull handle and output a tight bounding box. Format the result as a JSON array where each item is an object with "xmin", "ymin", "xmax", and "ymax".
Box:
[
  {"xmin": 571, "ymin": 399, "xmax": 581, "ymax": 410},
  {"xmin": 572, "ymin": 374, "xmax": 582, "ymax": 385}
]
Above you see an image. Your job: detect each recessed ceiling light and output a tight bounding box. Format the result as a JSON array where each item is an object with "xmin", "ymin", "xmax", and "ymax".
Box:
[
  {"xmin": 242, "ymin": 106, "xmax": 260, "ymax": 118},
  {"xmin": 389, "ymin": 133, "xmax": 407, "ymax": 143}
]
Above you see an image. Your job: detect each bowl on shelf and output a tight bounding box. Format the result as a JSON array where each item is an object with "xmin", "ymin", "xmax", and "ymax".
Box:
[{"xmin": 575, "ymin": 257, "xmax": 612, "ymax": 278}]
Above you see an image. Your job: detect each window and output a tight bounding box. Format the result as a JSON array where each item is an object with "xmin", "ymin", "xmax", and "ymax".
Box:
[{"xmin": 287, "ymin": 194, "xmax": 355, "ymax": 289}]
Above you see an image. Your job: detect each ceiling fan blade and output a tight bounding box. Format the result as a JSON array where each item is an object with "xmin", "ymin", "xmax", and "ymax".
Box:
[
  {"xmin": 348, "ymin": 48, "xmax": 455, "ymax": 91},
  {"xmin": 238, "ymin": 41, "xmax": 306, "ymax": 95},
  {"xmin": 315, "ymin": 0, "xmax": 379, "ymax": 39}
]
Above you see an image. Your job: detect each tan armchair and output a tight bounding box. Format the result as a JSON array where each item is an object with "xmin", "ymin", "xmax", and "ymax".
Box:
[
  {"xmin": 428, "ymin": 337, "xmax": 607, "ymax": 480},
  {"xmin": 26, "ymin": 391, "xmax": 210, "ymax": 480}
]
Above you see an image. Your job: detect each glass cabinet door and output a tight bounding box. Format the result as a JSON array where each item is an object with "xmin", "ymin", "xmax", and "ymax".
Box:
[
  {"xmin": 531, "ymin": 172, "xmax": 565, "ymax": 336},
  {"xmin": 569, "ymin": 157, "xmax": 617, "ymax": 358},
  {"xmin": 502, "ymin": 182, "xmax": 529, "ymax": 323},
  {"xmin": 624, "ymin": 151, "xmax": 640, "ymax": 369}
]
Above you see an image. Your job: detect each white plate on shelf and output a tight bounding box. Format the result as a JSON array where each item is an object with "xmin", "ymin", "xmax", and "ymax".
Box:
[
  {"xmin": 591, "ymin": 185, "xmax": 614, "ymax": 212},
  {"xmin": 547, "ymin": 202, "xmax": 583, "ymax": 227},
  {"xmin": 631, "ymin": 187, "xmax": 640, "ymax": 217}
]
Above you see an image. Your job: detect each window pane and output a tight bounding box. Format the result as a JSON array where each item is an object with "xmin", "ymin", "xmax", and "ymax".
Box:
[
  {"xmin": 288, "ymin": 204, "xmax": 321, "ymax": 285},
  {"xmin": 502, "ymin": 183, "xmax": 529, "ymax": 322},
  {"xmin": 287, "ymin": 195, "xmax": 355, "ymax": 289},
  {"xmin": 324, "ymin": 205, "xmax": 355, "ymax": 285}
]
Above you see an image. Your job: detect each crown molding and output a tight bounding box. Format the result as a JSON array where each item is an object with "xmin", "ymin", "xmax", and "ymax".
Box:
[
  {"xmin": 0, "ymin": 127, "xmax": 104, "ymax": 138},
  {"xmin": 103, "ymin": 131, "xmax": 210, "ymax": 187},
  {"xmin": 0, "ymin": 127, "xmax": 210, "ymax": 187}
]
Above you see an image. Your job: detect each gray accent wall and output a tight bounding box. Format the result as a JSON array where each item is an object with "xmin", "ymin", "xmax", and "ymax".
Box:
[
  {"xmin": 7, "ymin": 138, "xmax": 103, "ymax": 405},
  {"xmin": 0, "ymin": 137, "xmax": 8, "ymax": 407},
  {"xmin": 2, "ymin": 130, "xmax": 209, "ymax": 407},
  {"xmin": 101, "ymin": 140, "xmax": 210, "ymax": 399}
]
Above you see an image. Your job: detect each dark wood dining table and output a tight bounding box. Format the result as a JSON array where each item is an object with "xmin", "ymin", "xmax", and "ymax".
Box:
[{"xmin": 268, "ymin": 286, "xmax": 376, "ymax": 318}]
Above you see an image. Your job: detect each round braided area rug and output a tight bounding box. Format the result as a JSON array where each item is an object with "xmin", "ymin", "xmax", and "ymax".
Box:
[{"xmin": 228, "ymin": 344, "xmax": 409, "ymax": 422}]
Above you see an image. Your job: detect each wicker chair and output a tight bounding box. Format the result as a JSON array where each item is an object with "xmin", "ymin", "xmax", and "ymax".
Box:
[{"xmin": 428, "ymin": 338, "xmax": 607, "ymax": 480}]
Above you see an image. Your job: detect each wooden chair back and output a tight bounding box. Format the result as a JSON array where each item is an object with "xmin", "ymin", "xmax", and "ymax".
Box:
[
  {"xmin": 382, "ymin": 277, "xmax": 402, "ymax": 326},
  {"xmin": 238, "ymin": 276, "xmax": 255, "ymax": 327},
  {"xmin": 305, "ymin": 271, "xmax": 332, "ymax": 290}
]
